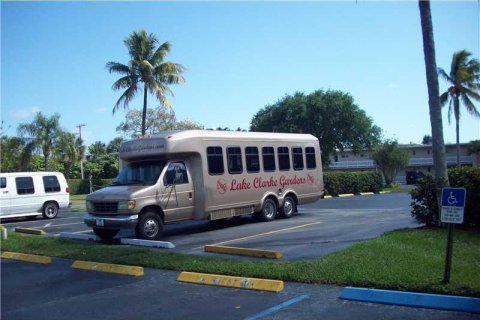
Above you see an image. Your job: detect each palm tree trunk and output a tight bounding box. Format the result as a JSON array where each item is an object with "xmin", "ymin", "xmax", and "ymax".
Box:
[
  {"xmin": 419, "ymin": 0, "xmax": 449, "ymax": 195},
  {"xmin": 142, "ymin": 83, "xmax": 148, "ymax": 137},
  {"xmin": 454, "ymin": 97, "xmax": 460, "ymax": 167}
]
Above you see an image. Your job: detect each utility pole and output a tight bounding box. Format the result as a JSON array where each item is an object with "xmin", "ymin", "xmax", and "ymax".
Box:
[{"xmin": 76, "ymin": 124, "xmax": 86, "ymax": 180}]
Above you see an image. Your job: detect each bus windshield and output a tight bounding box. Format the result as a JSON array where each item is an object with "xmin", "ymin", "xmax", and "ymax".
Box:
[{"xmin": 111, "ymin": 161, "xmax": 166, "ymax": 186}]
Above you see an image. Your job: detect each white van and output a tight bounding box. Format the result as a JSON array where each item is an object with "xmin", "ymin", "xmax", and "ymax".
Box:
[
  {"xmin": 0, "ymin": 172, "xmax": 70, "ymax": 219},
  {"xmin": 85, "ymin": 130, "xmax": 324, "ymax": 240}
]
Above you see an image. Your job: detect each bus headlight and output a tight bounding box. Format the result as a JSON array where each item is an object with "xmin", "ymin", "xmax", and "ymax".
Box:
[
  {"xmin": 86, "ymin": 201, "xmax": 94, "ymax": 212},
  {"xmin": 119, "ymin": 200, "xmax": 136, "ymax": 210}
]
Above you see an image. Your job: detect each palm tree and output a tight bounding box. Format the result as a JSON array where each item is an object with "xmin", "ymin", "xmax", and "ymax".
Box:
[
  {"xmin": 18, "ymin": 112, "xmax": 61, "ymax": 170},
  {"xmin": 55, "ymin": 131, "xmax": 84, "ymax": 178},
  {"xmin": 438, "ymin": 50, "xmax": 480, "ymax": 166},
  {"xmin": 418, "ymin": 0, "xmax": 448, "ymax": 189},
  {"xmin": 106, "ymin": 30, "xmax": 186, "ymax": 136}
]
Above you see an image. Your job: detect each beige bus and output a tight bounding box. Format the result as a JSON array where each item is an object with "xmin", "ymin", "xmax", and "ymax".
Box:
[{"xmin": 84, "ymin": 130, "xmax": 324, "ymax": 240}]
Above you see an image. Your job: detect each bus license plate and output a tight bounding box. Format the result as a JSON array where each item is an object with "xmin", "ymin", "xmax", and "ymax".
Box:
[{"xmin": 95, "ymin": 219, "xmax": 104, "ymax": 227}]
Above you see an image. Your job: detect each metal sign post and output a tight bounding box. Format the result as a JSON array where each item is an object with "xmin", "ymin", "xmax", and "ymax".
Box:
[{"xmin": 440, "ymin": 187, "xmax": 466, "ymax": 284}]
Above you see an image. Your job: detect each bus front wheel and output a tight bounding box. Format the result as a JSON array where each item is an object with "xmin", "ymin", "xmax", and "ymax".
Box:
[{"xmin": 256, "ymin": 198, "xmax": 277, "ymax": 222}]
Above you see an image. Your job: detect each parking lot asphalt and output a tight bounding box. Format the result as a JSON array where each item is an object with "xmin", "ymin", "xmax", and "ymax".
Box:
[
  {"xmin": 2, "ymin": 258, "xmax": 478, "ymax": 320},
  {"xmin": 1, "ymin": 193, "xmax": 419, "ymax": 260}
]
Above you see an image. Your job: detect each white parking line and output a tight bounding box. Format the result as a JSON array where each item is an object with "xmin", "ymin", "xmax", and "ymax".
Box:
[
  {"xmin": 0, "ymin": 216, "xmax": 82, "ymax": 227},
  {"xmin": 42, "ymin": 222, "xmax": 85, "ymax": 228}
]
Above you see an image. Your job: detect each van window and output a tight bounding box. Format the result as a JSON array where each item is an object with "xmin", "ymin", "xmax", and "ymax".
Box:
[
  {"xmin": 262, "ymin": 147, "xmax": 275, "ymax": 172},
  {"xmin": 16, "ymin": 177, "xmax": 35, "ymax": 195},
  {"xmin": 43, "ymin": 176, "xmax": 61, "ymax": 193},
  {"xmin": 207, "ymin": 146, "xmax": 224, "ymax": 175},
  {"xmin": 292, "ymin": 147, "xmax": 304, "ymax": 170},
  {"xmin": 306, "ymin": 147, "xmax": 317, "ymax": 169},
  {"xmin": 245, "ymin": 147, "xmax": 260, "ymax": 173},
  {"xmin": 164, "ymin": 162, "xmax": 188, "ymax": 185},
  {"xmin": 227, "ymin": 147, "xmax": 243, "ymax": 174},
  {"xmin": 278, "ymin": 147, "xmax": 290, "ymax": 171},
  {"xmin": 0, "ymin": 178, "xmax": 6, "ymax": 189}
]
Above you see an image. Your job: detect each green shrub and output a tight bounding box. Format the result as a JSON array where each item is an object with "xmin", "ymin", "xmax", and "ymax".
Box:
[
  {"xmin": 67, "ymin": 179, "xmax": 114, "ymax": 195},
  {"xmin": 324, "ymin": 171, "xmax": 383, "ymax": 196},
  {"xmin": 410, "ymin": 166, "xmax": 480, "ymax": 229}
]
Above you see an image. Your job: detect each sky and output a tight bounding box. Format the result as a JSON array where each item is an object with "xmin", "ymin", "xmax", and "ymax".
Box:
[{"xmin": 1, "ymin": 1, "xmax": 479, "ymax": 148}]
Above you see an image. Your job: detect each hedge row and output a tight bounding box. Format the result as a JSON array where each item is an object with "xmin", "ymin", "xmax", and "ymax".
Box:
[
  {"xmin": 411, "ymin": 166, "xmax": 480, "ymax": 229},
  {"xmin": 67, "ymin": 179, "xmax": 114, "ymax": 195},
  {"xmin": 324, "ymin": 171, "xmax": 383, "ymax": 196}
]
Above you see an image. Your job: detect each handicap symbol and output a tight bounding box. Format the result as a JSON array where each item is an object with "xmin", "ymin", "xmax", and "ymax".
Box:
[{"xmin": 447, "ymin": 192, "xmax": 458, "ymax": 205}]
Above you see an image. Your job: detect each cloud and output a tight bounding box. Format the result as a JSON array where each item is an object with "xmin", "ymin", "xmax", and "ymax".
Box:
[
  {"xmin": 10, "ymin": 107, "xmax": 41, "ymax": 119},
  {"xmin": 387, "ymin": 83, "xmax": 398, "ymax": 89},
  {"xmin": 95, "ymin": 107, "xmax": 107, "ymax": 113}
]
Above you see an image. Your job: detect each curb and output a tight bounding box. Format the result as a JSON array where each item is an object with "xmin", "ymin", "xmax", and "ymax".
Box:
[
  {"xmin": 338, "ymin": 193, "xmax": 354, "ymax": 198},
  {"xmin": 204, "ymin": 245, "xmax": 282, "ymax": 259},
  {"xmin": 60, "ymin": 232, "xmax": 98, "ymax": 241},
  {"xmin": 323, "ymin": 195, "xmax": 333, "ymax": 199},
  {"xmin": 15, "ymin": 227, "xmax": 46, "ymax": 235},
  {"xmin": 1, "ymin": 251, "xmax": 52, "ymax": 264},
  {"xmin": 340, "ymin": 287, "xmax": 480, "ymax": 314},
  {"xmin": 120, "ymin": 238, "xmax": 175, "ymax": 249},
  {"xmin": 379, "ymin": 191, "xmax": 391, "ymax": 194},
  {"xmin": 71, "ymin": 260, "xmax": 144, "ymax": 277},
  {"xmin": 177, "ymin": 271, "xmax": 284, "ymax": 293},
  {"xmin": 359, "ymin": 192, "xmax": 375, "ymax": 195}
]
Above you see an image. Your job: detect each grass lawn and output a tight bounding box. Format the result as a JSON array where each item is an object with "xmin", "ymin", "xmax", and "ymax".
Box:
[
  {"xmin": 69, "ymin": 194, "xmax": 86, "ymax": 212},
  {"xmin": 2, "ymin": 228, "xmax": 479, "ymax": 297}
]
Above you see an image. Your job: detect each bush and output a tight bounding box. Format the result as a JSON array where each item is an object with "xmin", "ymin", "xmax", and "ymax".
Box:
[
  {"xmin": 324, "ymin": 171, "xmax": 383, "ymax": 196},
  {"xmin": 67, "ymin": 179, "xmax": 114, "ymax": 195},
  {"xmin": 410, "ymin": 166, "xmax": 480, "ymax": 229}
]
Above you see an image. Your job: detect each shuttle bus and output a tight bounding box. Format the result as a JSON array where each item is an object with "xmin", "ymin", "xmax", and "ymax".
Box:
[{"xmin": 84, "ymin": 130, "xmax": 324, "ymax": 240}]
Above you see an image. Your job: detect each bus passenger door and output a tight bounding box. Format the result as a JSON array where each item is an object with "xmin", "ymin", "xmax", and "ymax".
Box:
[{"xmin": 161, "ymin": 162, "xmax": 194, "ymax": 222}]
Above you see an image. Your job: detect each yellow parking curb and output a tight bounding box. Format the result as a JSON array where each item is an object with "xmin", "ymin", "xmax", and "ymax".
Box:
[
  {"xmin": 15, "ymin": 227, "xmax": 46, "ymax": 235},
  {"xmin": 205, "ymin": 245, "xmax": 282, "ymax": 259},
  {"xmin": 177, "ymin": 271, "xmax": 284, "ymax": 293},
  {"xmin": 359, "ymin": 192, "xmax": 375, "ymax": 195},
  {"xmin": 338, "ymin": 193, "xmax": 354, "ymax": 197},
  {"xmin": 1, "ymin": 251, "xmax": 52, "ymax": 264},
  {"xmin": 71, "ymin": 260, "xmax": 144, "ymax": 277}
]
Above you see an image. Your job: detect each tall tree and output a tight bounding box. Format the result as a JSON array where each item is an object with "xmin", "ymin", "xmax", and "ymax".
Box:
[
  {"xmin": 106, "ymin": 30, "xmax": 186, "ymax": 136},
  {"xmin": 438, "ymin": 50, "xmax": 480, "ymax": 166},
  {"xmin": 0, "ymin": 136, "xmax": 35, "ymax": 172},
  {"xmin": 422, "ymin": 134, "xmax": 432, "ymax": 145},
  {"xmin": 250, "ymin": 90, "xmax": 382, "ymax": 166},
  {"xmin": 55, "ymin": 131, "xmax": 84, "ymax": 178},
  {"xmin": 17, "ymin": 112, "xmax": 61, "ymax": 170},
  {"xmin": 371, "ymin": 139, "xmax": 409, "ymax": 187},
  {"xmin": 418, "ymin": 0, "xmax": 448, "ymax": 194}
]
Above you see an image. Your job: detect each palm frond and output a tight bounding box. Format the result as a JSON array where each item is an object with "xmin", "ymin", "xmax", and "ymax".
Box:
[
  {"xmin": 437, "ymin": 68, "xmax": 452, "ymax": 83},
  {"xmin": 154, "ymin": 62, "xmax": 186, "ymax": 84},
  {"xmin": 439, "ymin": 91, "xmax": 450, "ymax": 107},
  {"xmin": 463, "ymin": 87, "xmax": 480, "ymax": 102},
  {"xmin": 124, "ymin": 30, "xmax": 157, "ymax": 61},
  {"xmin": 112, "ymin": 75, "xmax": 138, "ymax": 90},
  {"xmin": 151, "ymin": 41, "xmax": 172, "ymax": 64},
  {"xmin": 106, "ymin": 62, "xmax": 131, "ymax": 75},
  {"xmin": 112, "ymin": 84, "xmax": 138, "ymax": 114},
  {"xmin": 461, "ymin": 94, "xmax": 480, "ymax": 118}
]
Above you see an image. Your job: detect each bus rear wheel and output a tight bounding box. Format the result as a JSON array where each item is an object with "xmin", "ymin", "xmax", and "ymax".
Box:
[
  {"xmin": 280, "ymin": 196, "xmax": 296, "ymax": 218},
  {"xmin": 256, "ymin": 198, "xmax": 277, "ymax": 222}
]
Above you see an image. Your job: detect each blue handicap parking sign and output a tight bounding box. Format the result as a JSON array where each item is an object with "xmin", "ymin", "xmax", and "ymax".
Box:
[
  {"xmin": 441, "ymin": 187, "xmax": 466, "ymax": 224},
  {"xmin": 441, "ymin": 188, "xmax": 466, "ymax": 208}
]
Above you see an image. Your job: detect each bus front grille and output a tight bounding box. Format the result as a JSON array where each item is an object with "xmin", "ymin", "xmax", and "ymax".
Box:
[{"xmin": 93, "ymin": 202, "xmax": 118, "ymax": 213}]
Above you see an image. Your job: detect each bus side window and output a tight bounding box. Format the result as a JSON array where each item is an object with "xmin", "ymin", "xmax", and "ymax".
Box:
[
  {"xmin": 292, "ymin": 147, "xmax": 304, "ymax": 170},
  {"xmin": 227, "ymin": 147, "xmax": 243, "ymax": 174},
  {"xmin": 306, "ymin": 147, "xmax": 317, "ymax": 169},
  {"xmin": 278, "ymin": 147, "xmax": 290, "ymax": 171},
  {"xmin": 207, "ymin": 146, "xmax": 224, "ymax": 175},
  {"xmin": 262, "ymin": 147, "xmax": 275, "ymax": 172},
  {"xmin": 245, "ymin": 146, "xmax": 260, "ymax": 173}
]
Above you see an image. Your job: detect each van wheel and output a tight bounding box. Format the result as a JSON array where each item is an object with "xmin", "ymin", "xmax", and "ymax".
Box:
[
  {"xmin": 256, "ymin": 198, "xmax": 277, "ymax": 221},
  {"xmin": 42, "ymin": 202, "xmax": 59, "ymax": 219},
  {"xmin": 93, "ymin": 228, "xmax": 119, "ymax": 240},
  {"xmin": 136, "ymin": 212, "xmax": 163, "ymax": 240},
  {"xmin": 280, "ymin": 196, "xmax": 296, "ymax": 218}
]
